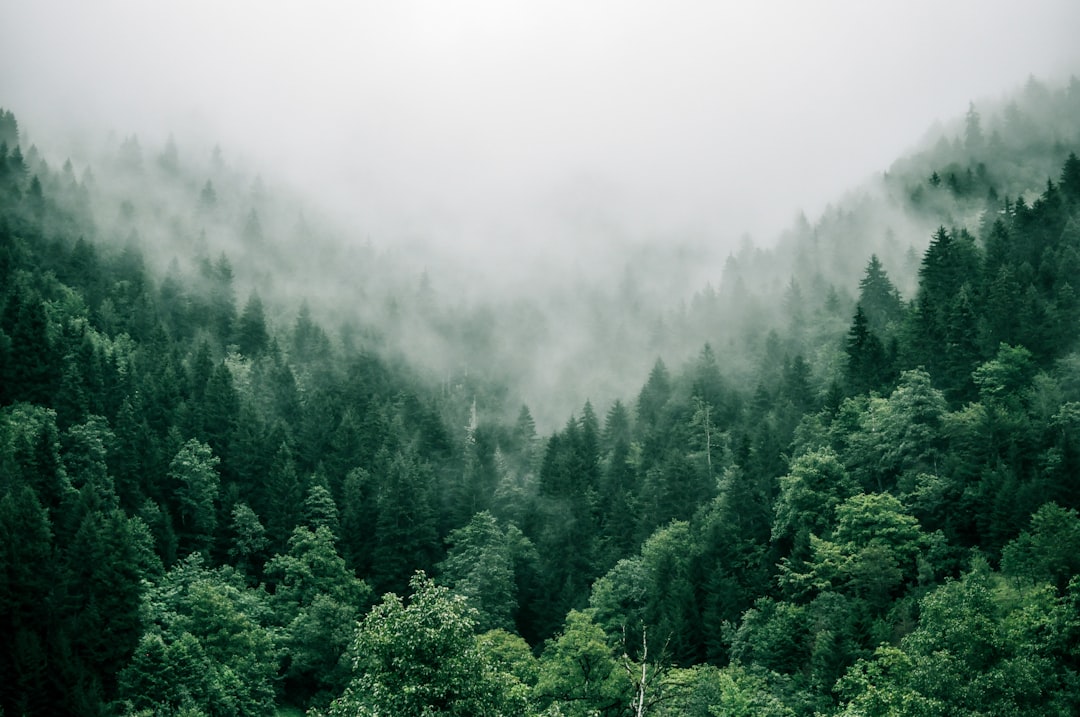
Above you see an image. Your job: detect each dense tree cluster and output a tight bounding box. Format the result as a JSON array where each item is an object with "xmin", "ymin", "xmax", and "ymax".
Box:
[{"xmin": 1, "ymin": 78, "xmax": 1080, "ymax": 716}]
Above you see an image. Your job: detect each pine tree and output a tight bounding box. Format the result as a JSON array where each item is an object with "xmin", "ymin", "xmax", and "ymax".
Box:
[
  {"xmin": 964, "ymin": 101, "xmax": 984, "ymax": 154},
  {"xmin": 910, "ymin": 226, "xmax": 982, "ymax": 387},
  {"xmin": 264, "ymin": 441, "xmax": 303, "ymax": 552},
  {"xmin": 227, "ymin": 502, "xmax": 269, "ymax": 578},
  {"xmin": 301, "ymin": 478, "xmax": 340, "ymax": 535},
  {"xmin": 169, "ymin": 439, "xmax": 221, "ymax": 557},
  {"xmin": 845, "ymin": 306, "xmax": 888, "ymax": 395},
  {"xmin": 692, "ymin": 343, "xmax": 731, "ymax": 422},
  {"xmin": 58, "ymin": 505, "xmax": 157, "ymax": 701},
  {"xmin": 0, "ymin": 108, "xmax": 19, "ymax": 147},
  {"xmin": 201, "ymin": 362, "xmax": 239, "ymax": 472},
  {"xmin": 2, "ymin": 288, "xmax": 59, "ymax": 405},
  {"xmin": 236, "ymin": 291, "xmax": 270, "ymax": 357},
  {"xmin": 210, "ymin": 253, "xmax": 237, "ymax": 346},
  {"xmin": 857, "ymin": 255, "xmax": 904, "ymax": 335},
  {"xmin": 371, "ymin": 449, "xmax": 438, "ymax": 594},
  {"xmin": 292, "ymin": 300, "xmax": 331, "ymax": 363},
  {"xmin": 26, "ymin": 175, "xmax": 45, "ymax": 219},
  {"xmin": 0, "ymin": 485, "xmax": 56, "ymax": 715},
  {"xmin": 198, "ymin": 179, "xmax": 217, "ymax": 209},
  {"xmin": 1060, "ymin": 151, "xmax": 1080, "ymax": 202},
  {"xmin": 637, "ymin": 358, "xmax": 671, "ymax": 431},
  {"xmin": 601, "ymin": 399, "xmax": 632, "ymax": 455}
]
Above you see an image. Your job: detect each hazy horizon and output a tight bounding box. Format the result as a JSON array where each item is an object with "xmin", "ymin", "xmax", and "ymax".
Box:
[{"xmin": 4, "ymin": 1, "xmax": 1080, "ymax": 262}]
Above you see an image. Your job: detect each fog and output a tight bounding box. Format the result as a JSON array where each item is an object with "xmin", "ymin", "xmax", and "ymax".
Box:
[
  {"xmin": 5, "ymin": 2, "xmax": 1080, "ymax": 255},
  {"xmin": 3, "ymin": 1, "xmax": 1080, "ymax": 428}
]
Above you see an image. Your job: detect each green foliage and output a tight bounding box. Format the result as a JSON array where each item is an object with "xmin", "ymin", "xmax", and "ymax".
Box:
[
  {"xmin": 730, "ymin": 597, "xmax": 812, "ymax": 676},
  {"xmin": 280, "ymin": 593, "xmax": 363, "ymax": 707},
  {"xmin": 591, "ymin": 520, "xmax": 700, "ymax": 664},
  {"xmin": 169, "ymin": 438, "xmax": 221, "ymax": 556},
  {"xmin": 845, "ymin": 306, "xmax": 890, "ymax": 395},
  {"xmin": 266, "ymin": 525, "xmax": 369, "ymax": 610},
  {"xmin": 228, "ymin": 501, "xmax": 269, "ymax": 577},
  {"xmin": 637, "ymin": 358, "xmax": 672, "ymax": 431},
  {"xmin": 117, "ymin": 554, "xmax": 278, "ymax": 716},
  {"xmin": 780, "ymin": 493, "xmax": 927, "ymax": 609},
  {"xmin": 693, "ymin": 465, "xmax": 774, "ymax": 661},
  {"xmin": 835, "ymin": 563, "xmax": 1080, "ymax": 716},
  {"xmin": 857, "ymin": 255, "xmax": 906, "ymax": 336},
  {"xmin": 536, "ymin": 609, "xmax": 629, "ymax": 716},
  {"xmin": 265, "ymin": 523, "xmax": 369, "ymax": 707},
  {"xmin": 0, "ymin": 485, "xmax": 56, "ymax": 713},
  {"xmin": 2, "ymin": 286, "xmax": 60, "ymax": 405},
  {"xmin": 300, "ymin": 480, "xmax": 339, "ymax": 535},
  {"xmin": 909, "ymin": 226, "xmax": 983, "ymax": 399},
  {"xmin": 1001, "ymin": 502, "xmax": 1080, "ymax": 591},
  {"xmin": 842, "ymin": 369, "xmax": 948, "ymax": 495},
  {"xmin": 4, "ymin": 86, "xmax": 1080, "ymax": 716},
  {"xmin": 325, "ymin": 572, "xmax": 529, "ymax": 717},
  {"xmin": 370, "ymin": 447, "xmax": 439, "ymax": 594},
  {"xmin": 437, "ymin": 510, "xmax": 536, "ymax": 632},
  {"xmin": 653, "ymin": 664, "xmax": 796, "ymax": 717},
  {"xmin": 237, "ymin": 291, "xmax": 270, "ymax": 357},
  {"xmin": 773, "ymin": 447, "xmax": 856, "ymax": 558}
]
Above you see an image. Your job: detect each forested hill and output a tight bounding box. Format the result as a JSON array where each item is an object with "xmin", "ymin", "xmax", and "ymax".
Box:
[{"xmin": 2, "ymin": 76, "xmax": 1080, "ymax": 716}]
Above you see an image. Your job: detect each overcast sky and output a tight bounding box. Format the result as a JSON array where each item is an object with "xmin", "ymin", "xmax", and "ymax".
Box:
[{"xmin": 4, "ymin": 1, "xmax": 1080, "ymax": 253}]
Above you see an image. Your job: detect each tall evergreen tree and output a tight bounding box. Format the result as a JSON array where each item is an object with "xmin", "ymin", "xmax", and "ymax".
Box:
[
  {"xmin": 264, "ymin": 441, "xmax": 303, "ymax": 552},
  {"xmin": 637, "ymin": 358, "xmax": 672, "ymax": 432},
  {"xmin": 909, "ymin": 226, "xmax": 982, "ymax": 391},
  {"xmin": 856, "ymin": 255, "xmax": 904, "ymax": 336},
  {"xmin": 236, "ymin": 291, "xmax": 270, "ymax": 357},
  {"xmin": 169, "ymin": 439, "xmax": 221, "ymax": 557},
  {"xmin": 845, "ymin": 306, "xmax": 888, "ymax": 395},
  {"xmin": 370, "ymin": 448, "xmax": 438, "ymax": 594},
  {"xmin": 1060, "ymin": 151, "xmax": 1080, "ymax": 201},
  {"xmin": 2, "ymin": 288, "xmax": 59, "ymax": 405},
  {"xmin": 0, "ymin": 486, "xmax": 56, "ymax": 716}
]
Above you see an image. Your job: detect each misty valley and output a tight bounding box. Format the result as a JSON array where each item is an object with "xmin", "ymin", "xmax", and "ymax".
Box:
[{"xmin": 2, "ymin": 75, "xmax": 1080, "ymax": 716}]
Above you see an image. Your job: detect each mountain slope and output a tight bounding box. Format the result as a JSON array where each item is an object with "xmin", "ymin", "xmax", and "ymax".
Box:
[{"xmin": 0, "ymin": 75, "xmax": 1079, "ymax": 715}]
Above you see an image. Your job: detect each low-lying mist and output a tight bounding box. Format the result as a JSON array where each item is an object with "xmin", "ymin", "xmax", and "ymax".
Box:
[
  {"xmin": 5, "ymin": 1, "xmax": 1080, "ymax": 428},
  {"xmin": 19, "ymin": 70, "xmax": 1076, "ymax": 434}
]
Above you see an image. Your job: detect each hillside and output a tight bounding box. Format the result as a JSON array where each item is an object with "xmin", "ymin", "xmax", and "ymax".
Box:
[{"xmin": 1, "ymin": 76, "xmax": 1080, "ymax": 715}]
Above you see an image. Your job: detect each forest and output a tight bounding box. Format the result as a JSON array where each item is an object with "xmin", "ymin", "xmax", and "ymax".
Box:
[{"xmin": 1, "ymin": 76, "xmax": 1080, "ymax": 716}]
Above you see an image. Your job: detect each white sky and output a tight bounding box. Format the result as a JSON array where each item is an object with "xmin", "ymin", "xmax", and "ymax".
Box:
[{"xmin": 3, "ymin": 1, "xmax": 1080, "ymax": 251}]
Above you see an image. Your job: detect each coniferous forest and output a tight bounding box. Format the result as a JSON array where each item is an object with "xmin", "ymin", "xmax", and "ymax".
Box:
[{"xmin": 2, "ymin": 77, "xmax": 1080, "ymax": 716}]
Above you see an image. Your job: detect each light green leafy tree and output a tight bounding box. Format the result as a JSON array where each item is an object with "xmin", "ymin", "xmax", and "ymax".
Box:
[
  {"xmin": 842, "ymin": 369, "xmax": 947, "ymax": 495},
  {"xmin": 780, "ymin": 493, "xmax": 930, "ymax": 609},
  {"xmin": 169, "ymin": 438, "xmax": 220, "ymax": 556},
  {"xmin": 835, "ymin": 561, "xmax": 1080, "ymax": 716},
  {"xmin": 653, "ymin": 664, "xmax": 796, "ymax": 717},
  {"xmin": 1001, "ymin": 502, "xmax": 1080, "ymax": 592},
  {"xmin": 590, "ymin": 521, "xmax": 698, "ymax": 664},
  {"xmin": 477, "ymin": 628, "xmax": 540, "ymax": 708},
  {"xmin": 729, "ymin": 598, "xmax": 812, "ymax": 677},
  {"xmin": 228, "ymin": 501, "xmax": 269, "ymax": 578},
  {"xmin": 116, "ymin": 554, "xmax": 278, "ymax": 716},
  {"xmin": 773, "ymin": 448, "xmax": 857, "ymax": 559},
  {"xmin": 591, "ymin": 556, "xmax": 648, "ymax": 642},
  {"xmin": 265, "ymin": 524, "xmax": 372, "ymax": 705},
  {"xmin": 323, "ymin": 571, "xmax": 530, "ymax": 717},
  {"xmin": 437, "ymin": 510, "xmax": 536, "ymax": 632},
  {"xmin": 536, "ymin": 609, "xmax": 630, "ymax": 717}
]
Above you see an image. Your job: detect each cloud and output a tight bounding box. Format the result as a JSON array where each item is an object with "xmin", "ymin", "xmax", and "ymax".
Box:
[{"xmin": 3, "ymin": 0, "xmax": 1080, "ymax": 250}]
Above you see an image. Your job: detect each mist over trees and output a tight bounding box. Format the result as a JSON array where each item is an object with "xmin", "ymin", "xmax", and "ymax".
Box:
[{"xmin": 1, "ymin": 75, "xmax": 1080, "ymax": 715}]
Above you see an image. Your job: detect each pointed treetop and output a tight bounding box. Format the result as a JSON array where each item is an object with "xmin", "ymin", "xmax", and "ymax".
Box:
[
  {"xmin": 857, "ymin": 254, "xmax": 904, "ymax": 333},
  {"xmin": 1060, "ymin": 152, "xmax": 1080, "ymax": 201},
  {"xmin": 514, "ymin": 404, "xmax": 536, "ymax": 443}
]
